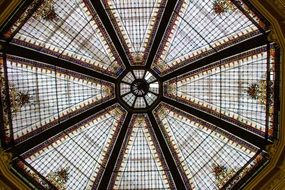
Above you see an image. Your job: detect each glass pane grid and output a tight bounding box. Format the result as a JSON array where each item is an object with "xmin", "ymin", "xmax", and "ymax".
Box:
[
  {"xmin": 0, "ymin": 0, "xmax": 277, "ymax": 189},
  {"xmin": 164, "ymin": 45, "xmax": 278, "ymax": 137},
  {"xmin": 120, "ymin": 83, "xmax": 131, "ymax": 95},
  {"xmin": 133, "ymin": 70, "xmax": 145, "ymax": 79},
  {"xmin": 2, "ymin": 56, "xmax": 113, "ymax": 143},
  {"xmin": 152, "ymin": 0, "xmax": 264, "ymax": 75},
  {"xmin": 110, "ymin": 114, "xmax": 175, "ymax": 190},
  {"xmin": 122, "ymin": 93, "xmax": 136, "ymax": 107},
  {"xmin": 153, "ymin": 103, "xmax": 266, "ymax": 189},
  {"xmin": 134, "ymin": 97, "xmax": 146, "ymax": 108},
  {"xmin": 10, "ymin": 0, "xmax": 123, "ymax": 76},
  {"xmin": 103, "ymin": 0, "xmax": 166, "ymax": 65},
  {"xmin": 17, "ymin": 105, "xmax": 126, "ymax": 190},
  {"xmin": 120, "ymin": 70, "xmax": 159, "ymax": 109}
]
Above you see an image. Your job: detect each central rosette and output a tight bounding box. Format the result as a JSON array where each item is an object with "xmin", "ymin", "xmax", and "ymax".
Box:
[{"xmin": 119, "ymin": 70, "xmax": 159, "ymax": 109}]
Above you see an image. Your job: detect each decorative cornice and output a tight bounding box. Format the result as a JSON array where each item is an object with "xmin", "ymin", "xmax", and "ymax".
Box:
[
  {"xmin": 268, "ymin": 29, "xmax": 281, "ymax": 45},
  {"xmin": 0, "ymin": 0, "xmax": 284, "ymax": 189},
  {"xmin": 265, "ymin": 141, "xmax": 281, "ymax": 158},
  {"xmin": 245, "ymin": 0, "xmax": 285, "ymax": 189},
  {"xmin": 0, "ymin": 0, "xmax": 22, "ymax": 28},
  {"xmin": 0, "ymin": 149, "xmax": 30, "ymax": 190},
  {"xmin": 268, "ymin": 0, "xmax": 285, "ymax": 19},
  {"xmin": 263, "ymin": 169, "xmax": 285, "ymax": 190}
]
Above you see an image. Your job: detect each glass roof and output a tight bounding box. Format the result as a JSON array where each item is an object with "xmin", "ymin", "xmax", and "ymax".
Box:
[
  {"xmin": 120, "ymin": 70, "xmax": 159, "ymax": 109},
  {"xmin": 102, "ymin": 0, "xmax": 166, "ymax": 65},
  {"xmin": 0, "ymin": 0, "xmax": 280, "ymax": 189},
  {"xmin": 109, "ymin": 114, "xmax": 175, "ymax": 189},
  {"xmin": 4, "ymin": 0, "xmax": 125, "ymax": 76},
  {"xmin": 16, "ymin": 105, "xmax": 126, "ymax": 189},
  {"xmin": 164, "ymin": 45, "xmax": 278, "ymax": 137},
  {"xmin": 153, "ymin": 103, "xmax": 266, "ymax": 189},
  {"xmin": 1, "ymin": 55, "xmax": 114, "ymax": 143},
  {"xmin": 151, "ymin": 0, "xmax": 268, "ymax": 75}
]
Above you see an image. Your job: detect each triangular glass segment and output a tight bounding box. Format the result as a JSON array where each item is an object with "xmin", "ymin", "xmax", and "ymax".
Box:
[
  {"xmin": 103, "ymin": 0, "xmax": 166, "ymax": 65},
  {"xmin": 4, "ymin": 0, "xmax": 124, "ymax": 76},
  {"xmin": 109, "ymin": 114, "xmax": 175, "ymax": 189},
  {"xmin": 153, "ymin": 103, "xmax": 267, "ymax": 189},
  {"xmin": 164, "ymin": 45, "xmax": 278, "ymax": 137},
  {"xmin": 1, "ymin": 56, "xmax": 114, "ymax": 143},
  {"xmin": 16, "ymin": 105, "xmax": 126, "ymax": 190},
  {"xmin": 152, "ymin": 0, "xmax": 268, "ymax": 75}
]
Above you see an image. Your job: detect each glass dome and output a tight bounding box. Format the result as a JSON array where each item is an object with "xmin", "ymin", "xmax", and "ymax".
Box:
[
  {"xmin": 0, "ymin": 0, "xmax": 280, "ymax": 189},
  {"xmin": 120, "ymin": 70, "xmax": 159, "ymax": 109}
]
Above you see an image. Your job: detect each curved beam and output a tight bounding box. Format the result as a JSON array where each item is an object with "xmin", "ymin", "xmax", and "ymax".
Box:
[
  {"xmin": 148, "ymin": 112, "xmax": 186, "ymax": 190},
  {"xmin": 8, "ymin": 98, "xmax": 117, "ymax": 156},
  {"xmin": 98, "ymin": 112, "xmax": 132, "ymax": 189},
  {"xmin": 162, "ymin": 96, "xmax": 269, "ymax": 149},
  {"xmin": 161, "ymin": 33, "xmax": 269, "ymax": 82},
  {"xmin": 90, "ymin": 0, "xmax": 132, "ymax": 70},
  {"xmin": 3, "ymin": 43, "xmax": 117, "ymax": 83},
  {"xmin": 145, "ymin": 0, "xmax": 178, "ymax": 69}
]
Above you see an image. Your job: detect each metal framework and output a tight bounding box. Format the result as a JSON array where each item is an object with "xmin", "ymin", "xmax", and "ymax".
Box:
[{"xmin": 0, "ymin": 0, "xmax": 279, "ymax": 189}]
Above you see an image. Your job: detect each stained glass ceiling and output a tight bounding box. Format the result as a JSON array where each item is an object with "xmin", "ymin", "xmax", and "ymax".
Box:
[{"xmin": 0, "ymin": 0, "xmax": 280, "ymax": 189}]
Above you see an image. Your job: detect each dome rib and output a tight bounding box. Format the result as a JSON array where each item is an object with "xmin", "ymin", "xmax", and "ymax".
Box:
[{"xmin": 0, "ymin": 0, "xmax": 280, "ymax": 189}]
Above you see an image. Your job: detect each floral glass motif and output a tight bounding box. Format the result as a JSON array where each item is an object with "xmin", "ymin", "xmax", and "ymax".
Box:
[
  {"xmin": 1, "ymin": 76, "xmax": 32, "ymax": 122},
  {"xmin": 0, "ymin": 0, "xmax": 279, "ymax": 189},
  {"xmin": 46, "ymin": 168, "xmax": 69, "ymax": 190},
  {"xmin": 151, "ymin": 0, "xmax": 267, "ymax": 76},
  {"xmin": 213, "ymin": 0, "xmax": 237, "ymax": 15},
  {"xmin": 16, "ymin": 105, "xmax": 126, "ymax": 190},
  {"xmin": 32, "ymin": 0, "xmax": 58, "ymax": 21},
  {"xmin": 153, "ymin": 103, "xmax": 267, "ymax": 189},
  {"xmin": 4, "ymin": 0, "xmax": 124, "ymax": 76},
  {"xmin": 211, "ymin": 163, "xmax": 236, "ymax": 188},
  {"xmin": 0, "ymin": 56, "xmax": 114, "ymax": 143},
  {"xmin": 164, "ymin": 45, "xmax": 278, "ymax": 137}
]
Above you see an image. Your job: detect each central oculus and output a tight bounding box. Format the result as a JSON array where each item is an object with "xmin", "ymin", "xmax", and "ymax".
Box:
[
  {"xmin": 131, "ymin": 79, "xmax": 149, "ymax": 96},
  {"xmin": 119, "ymin": 70, "xmax": 159, "ymax": 109}
]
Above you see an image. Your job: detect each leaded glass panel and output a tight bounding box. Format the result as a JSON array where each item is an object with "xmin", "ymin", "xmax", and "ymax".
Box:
[{"xmin": 0, "ymin": 56, "xmax": 114, "ymax": 143}]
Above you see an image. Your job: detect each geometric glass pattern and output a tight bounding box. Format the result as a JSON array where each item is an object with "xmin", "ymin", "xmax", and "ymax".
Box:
[
  {"xmin": 153, "ymin": 103, "xmax": 267, "ymax": 189},
  {"xmin": 164, "ymin": 45, "xmax": 279, "ymax": 137},
  {"xmin": 103, "ymin": 0, "xmax": 167, "ymax": 65},
  {"xmin": 0, "ymin": 0, "xmax": 280, "ymax": 189},
  {"xmin": 120, "ymin": 70, "xmax": 159, "ymax": 109},
  {"xmin": 152, "ymin": 0, "xmax": 268, "ymax": 75},
  {"xmin": 1, "ymin": 56, "xmax": 114, "ymax": 143},
  {"xmin": 109, "ymin": 114, "xmax": 175, "ymax": 189},
  {"xmin": 15, "ymin": 105, "xmax": 126, "ymax": 190},
  {"xmin": 3, "ymin": 0, "xmax": 124, "ymax": 76}
]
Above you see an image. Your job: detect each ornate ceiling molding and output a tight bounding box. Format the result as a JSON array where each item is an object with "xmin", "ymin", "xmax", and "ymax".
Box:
[
  {"xmin": 245, "ymin": 0, "xmax": 285, "ymax": 189},
  {"xmin": 0, "ymin": 0, "xmax": 284, "ymax": 189},
  {"xmin": 0, "ymin": 149, "xmax": 30, "ymax": 190},
  {"xmin": 0, "ymin": 0, "xmax": 21, "ymax": 28}
]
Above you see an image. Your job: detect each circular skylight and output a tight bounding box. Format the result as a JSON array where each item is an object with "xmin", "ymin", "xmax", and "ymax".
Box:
[{"xmin": 120, "ymin": 70, "xmax": 159, "ymax": 109}]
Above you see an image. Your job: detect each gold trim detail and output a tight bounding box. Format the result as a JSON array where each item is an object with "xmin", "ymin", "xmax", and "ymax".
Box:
[
  {"xmin": 0, "ymin": 149, "xmax": 30, "ymax": 190},
  {"xmin": 0, "ymin": 0, "xmax": 284, "ymax": 189},
  {"xmin": 245, "ymin": 0, "xmax": 285, "ymax": 189},
  {"xmin": 0, "ymin": 0, "xmax": 22, "ymax": 28}
]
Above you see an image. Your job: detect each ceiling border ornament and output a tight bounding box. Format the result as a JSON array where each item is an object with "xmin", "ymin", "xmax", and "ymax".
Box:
[
  {"xmin": 245, "ymin": 0, "xmax": 285, "ymax": 189},
  {"xmin": 0, "ymin": 149, "xmax": 30, "ymax": 190},
  {"xmin": 0, "ymin": 0, "xmax": 22, "ymax": 28},
  {"xmin": 0, "ymin": 0, "xmax": 284, "ymax": 189}
]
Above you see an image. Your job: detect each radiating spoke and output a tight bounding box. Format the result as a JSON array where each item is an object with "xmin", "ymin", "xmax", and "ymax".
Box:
[{"xmin": 10, "ymin": 99, "xmax": 117, "ymax": 155}]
